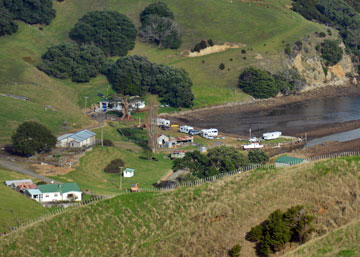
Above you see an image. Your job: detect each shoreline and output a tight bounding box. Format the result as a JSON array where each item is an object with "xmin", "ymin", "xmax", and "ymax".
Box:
[{"xmin": 166, "ymin": 84, "xmax": 360, "ymax": 138}]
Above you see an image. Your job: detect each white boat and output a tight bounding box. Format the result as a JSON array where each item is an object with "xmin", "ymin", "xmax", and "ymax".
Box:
[{"xmin": 243, "ymin": 143, "xmax": 264, "ymax": 150}]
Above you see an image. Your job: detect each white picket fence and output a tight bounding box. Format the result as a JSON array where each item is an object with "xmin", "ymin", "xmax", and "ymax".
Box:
[{"xmin": 3, "ymin": 151, "xmax": 359, "ymax": 237}]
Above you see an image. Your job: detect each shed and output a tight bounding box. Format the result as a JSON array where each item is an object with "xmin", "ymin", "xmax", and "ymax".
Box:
[
  {"xmin": 4, "ymin": 179, "xmax": 33, "ymax": 187},
  {"xmin": 157, "ymin": 135, "xmax": 170, "ymax": 147},
  {"xmin": 170, "ymin": 150, "xmax": 186, "ymax": 159},
  {"xmin": 57, "ymin": 130, "xmax": 96, "ymax": 148},
  {"xmin": 275, "ymin": 156, "xmax": 306, "ymax": 167},
  {"xmin": 123, "ymin": 168, "xmax": 135, "ymax": 178}
]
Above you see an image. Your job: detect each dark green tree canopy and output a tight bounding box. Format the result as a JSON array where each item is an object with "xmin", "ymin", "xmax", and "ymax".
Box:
[
  {"xmin": 104, "ymin": 159, "xmax": 125, "ymax": 173},
  {"xmin": 140, "ymin": 1, "xmax": 174, "ymax": 23},
  {"xmin": 38, "ymin": 42, "xmax": 106, "ymax": 83},
  {"xmin": 3, "ymin": 0, "xmax": 56, "ymax": 25},
  {"xmin": 248, "ymin": 149, "xmax": 269, "ymax": 164},
  {"xmin": 139, "ymin": 15, "xmax": 181, "ymax": 49},
  {"xmin": 12, "ymin": 121, "xmax": 56, "ymax": 156},
  {"xmin": 105, "ymin": 55, "xmax": 194, "ymax": 107},
  {"xmin": 320, "ymin": 40, "xmax": 343, "ymax": 66},
  {"xmin": 0, "ymin": 6, "xmax": 18, "ymax": 36},
  {"xmin": 173, "ymin": 146, "xmax": 249, "ymax": 179},
  {"xmin": 238, "ymin": 67, "xmax": 279, "ymax": 99},
  {"xmin": 69, "ymin": 11, "xmax": 137, "ymax": 56}
]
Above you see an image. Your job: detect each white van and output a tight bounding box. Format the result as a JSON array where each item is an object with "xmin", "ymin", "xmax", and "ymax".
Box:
[
  {"xmin": 263, "ymin": 131, "xmax": 282, "ymax": 140},
  {"xmin": 201, "ymin": 128, "xmax": 218, "ymax": 138},
  {"xmin": 179, "ymin": 125, "xmax": 194, "ymax": 134}
]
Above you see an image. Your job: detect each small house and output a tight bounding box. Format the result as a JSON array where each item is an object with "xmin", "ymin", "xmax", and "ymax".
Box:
[
  {"xmin": 37, "ymin": 183, "xmax": 82, "ymax": 202},
  {"xmin": 57, "ymin": 130, "xmax": 96, "ymax": 148},
  {"xmin": 157, "ymin": 135, "xmax": 170, "ymax": 147},
  {"xmin": 275, "ymin": 156, "xmax": 306, "ymax": 167},
  {"xmin": 123, "ymin": 168, "xmax": 135, "ymax": 178}
]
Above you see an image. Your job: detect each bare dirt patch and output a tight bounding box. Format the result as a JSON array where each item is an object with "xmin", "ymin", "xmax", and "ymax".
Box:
[
  {"xmin": 182, "ymin": 42, "xmax": 246, "ymax": 57},
  {"xmin": 32, "ymin": 163, "xmax": 74, "ymax": 176}
]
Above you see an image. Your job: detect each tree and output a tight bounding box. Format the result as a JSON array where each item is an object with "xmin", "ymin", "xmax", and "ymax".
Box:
[
  {"xmin": 320, "ymin": 40, "xmax": 343, "ymax": 66},
  {"xmin": 69, "ymin": 11, "xmax": 137, "ymax": 56},
  {"xmin": 139, "ymin": 15, "xmax": 182, "ymax": 49},
  {"xmin": 140, "ymin": 1, "xmax": 174, "ymax": 23},
  {"xmin": 248, "ymin": 149, "xmax": 269, "ymax": 164},
  {"xmin": 228, "ymin": 244, "xmax": 242, "ymax": 257},
  {"xmin": 38, "ymin": 42, "xmax": 106, "ymax": 82},
  {"xmin": 3, "ymin": 0, "xmax": 56, "ymax": 25},
  {"xmin": 105, "ymin": 55, "xmax": 194, "ymax": 108},
  {"xmin": 12, "ymin": 121, "xmax": 56, "ymax": 156},
  {"xmin": 145, "ymin": 95, "xmax": 159, "ymax": 153},
  {"xmin": 238, "ymin": 67, "xmax": 279, "ymax": 99},
  {"xmin": 0, "ymin": 6, "xmax": 18, "ymax": 36},
  {"xmin": 104, "ymin": 159, "xmax": 125, "ymax": 173}
]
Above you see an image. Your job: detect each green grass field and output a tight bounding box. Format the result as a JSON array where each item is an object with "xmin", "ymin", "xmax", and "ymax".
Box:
[
  {"xmin": 52, "ymin": 146, "xmax": 172, "ymax": 195},
  {"xmin": 0, "ymin": 169, "xmax": 48, "ymax": 233},
  {"xmin": 0, "ymin": 0, "xmax": 326, "ymax": 143},
  {"xmin": 1, "ymin": 156, "xmax": 360, "ymax": 256}
]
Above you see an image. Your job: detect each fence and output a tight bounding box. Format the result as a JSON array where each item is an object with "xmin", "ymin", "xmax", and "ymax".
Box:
[{"xmin": 2, "ymin": 151, "xmax": 359, "ymax": 237}]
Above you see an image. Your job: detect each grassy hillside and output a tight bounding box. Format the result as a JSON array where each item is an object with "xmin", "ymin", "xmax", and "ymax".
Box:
[
  {"xmin": 1, "ymin": 156, "xmax": 360, "ymax": 256},
  {"xmin": 0, "ymin": 169, "xmax": 48, "ymax": 233},
  {"xmin": 0, "ymin": 0, "xmax": 326, "ymax": 143}
]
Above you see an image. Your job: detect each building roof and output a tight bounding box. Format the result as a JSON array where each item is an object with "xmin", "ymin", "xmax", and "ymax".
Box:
[
  {"xmin": 57, "ymin": 130, "xmax": 96, "ymax": 143},
  {"xmin": 38, "ymin": 183, "xmax": 81, "ymax": 193},
  {"xmin": 275, "ymin": 156, "xmax": 305, "ymax": 164},
  {"xmin": 4, "ymin": 179, "xmax": 33, "ymax": 186},
  {"xmin": 124, "ymin": 168, "xmax": 135, "ymax": 173},
  {"xmin": 26, "ymin": 189, "xmax": 42, "ymax": 195}
]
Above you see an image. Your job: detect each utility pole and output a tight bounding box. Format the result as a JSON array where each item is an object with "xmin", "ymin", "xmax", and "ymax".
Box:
[
  {"xmin": 84, "ymin": 96, "xmax": 89, "ymax": 110},
  {"xmin": 249, "ymin": 128, "xmax": 252, "ymax": 140},
  {"xmin": 119, "ymin": 166, "xmax": 123, "ymax": 190},
  {"xmin": 101, "ymin": 126, "xmax": 104, "ymax": 146}
]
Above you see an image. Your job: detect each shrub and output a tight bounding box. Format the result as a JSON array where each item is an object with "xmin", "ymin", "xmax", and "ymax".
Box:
[
  {"xmin": 3, "ymin": 0, "xmax": 56, "ymax": 25},
  {"xmin": 69, "ymin": 11, "xmax": 137, "ymax": 56},
  {"xmin": 106, "ymin": 55, "xmax": 194, "ymax": 108},
  {"xmin": 38, "ymin": 42, "xmax": 106, "ymax": 82},
  {"xmin": 0, "ymin": 7, "xmax": 18, "ymax": 36},
  {"xmin": 284, "ymin": 45, "xmax": 291, "ymax": 55},
  {"xmin": 12, "ymin": 121, "xmax": 56, "ymax": 156},
  {"xmin": 238, "ymin": 67, "xmax": 279, "ymax": 98},
  {"xmin": 241, "ymin": 49, "xmax": 246, "ymax": 54},
  {"xmin": 102, "ymin": 139, "xmax": 114, "ymax": 147},
  {"xmin": 219, "ymin": 63, "xmax": 225, "ymax": 70},
  {"xmin": 248, "ymin": 149, "xmax": 269, "ymax": 164},
  {"xmin": 104, "ymin": 159, "xmax": 125, "ymax": 173},
  {"xmin": 139, "ymin": 15, "xmax": 181, "ymax": 49},
  {"xmin": 320, "ymin": 40, "xmax": 343, "ymax": 66},
  {"xmin": 200, "ymin": 40, "xmax": 208, "ymax": 49},
  {"xmin": 140, "ymin": 1, "xmax": 174, "ymax": 23},
  {"xmin": 318, "ymin": 32, "xmax": 326, "ymax": 38},
  {"xmin": 208, "ymin": 39, "xmax": 214, "ymax": 46},
  {"xmin": 228, "ymin": 244, "xmax": 242, "ymax": 257}
]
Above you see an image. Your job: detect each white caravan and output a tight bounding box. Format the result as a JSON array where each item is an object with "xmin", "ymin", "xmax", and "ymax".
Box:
[
  {"xmin": 243, "ymin": 143, "xmax": 264, "ymax": 150},
  {"xmin": 201, "ymin": 128, "xmax": 218, "ymax": 139},
  {"xmin": 179, "ymin": 125, "xmax": 194, "ymax": 134},
  {"xmin": 156, "ymin": 118, "xmax": 171, "ymax": 127},
  {"xmin": 263, "ymin": 131, "xmax": 282, "ymax": 140}
]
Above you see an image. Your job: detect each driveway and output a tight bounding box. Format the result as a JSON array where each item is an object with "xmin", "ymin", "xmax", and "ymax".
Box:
[{"xmin": 0, "ymin": 159, "xmax": 60, "ymax": 184}]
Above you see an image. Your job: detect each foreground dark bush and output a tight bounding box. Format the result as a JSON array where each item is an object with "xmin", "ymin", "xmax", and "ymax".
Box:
[
  {"xmin": 248, "ymin": 149, "xmax": 269, "ymax": 164},
  {"xmin": 69, "ymin": 11, "xmax": 137, "ymax": 56}
]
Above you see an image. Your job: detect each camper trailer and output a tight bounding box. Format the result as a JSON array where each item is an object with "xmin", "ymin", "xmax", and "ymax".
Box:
[
  {"xmin": 263, "ymin": 131, "xmax": 282, "ymax": 140},
  {"xmin": 156, "ymin": 118, "xmax": 171, "ymax": 127},
  {"xmin": 201, "ymin": 129, "xmax": 218, "ymax": 139},
  {"xmin": 179, "ymin": 126, "xmax": 194, "ymax": 134}
]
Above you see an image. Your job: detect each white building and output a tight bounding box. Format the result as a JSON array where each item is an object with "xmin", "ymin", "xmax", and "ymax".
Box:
[
  {"xmin": 57, "ymin": 130, "xmax": 96, "ymax": 148},
  {"xmin": 201, "ymin": 128, "xmax": 218, "ymax": 139},
  {"xmin": 179, "ymin": 126, "xmax": 194, "ymax": 134},
  {"xmin": 156, "ymin": 118, "xmax": 171, "ymax": 127},
  {"xmin": 96, "ymin": 98, "xmax": 145, "ymax": 112},
  {"xmin": 25, "ymin": 189, "xmax": 42, "ymax": 202},
  {"xmin": 157, "ymin": 135, "xmax": 170, "ymax": 147},
  {"xmin": 123, "ymin": 168, "xmax": 135, "ymax": 178},
  {"xmin": 37, "ymin": 183, "xmax": 82, "ymax": 202},
  {"xmin": 263, "ymin": 131, "xmax": 282, "ymax": 140},
  {"xmin": 4, "ymin": 179, "xmax": 33, "ymax": 188}
]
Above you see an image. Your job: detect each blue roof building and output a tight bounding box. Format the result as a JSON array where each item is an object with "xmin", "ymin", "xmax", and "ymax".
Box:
[{"xmin": 56, "ymin": 130, "xmax": 96, "ymax": 148}]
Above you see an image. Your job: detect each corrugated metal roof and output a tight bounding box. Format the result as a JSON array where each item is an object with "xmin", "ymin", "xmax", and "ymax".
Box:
[
  {"xmin": 4, "ymin": 179, "xmax": 33, "ymax": 186},
  {"xmin": 26, "ymin": 189, "xmax": 42, "ymax": 195},
  {"xmin": 38, "ymin": 184, "xmax": 59, "ymax": 193},
  {"xmin": 275, "ymin": 156, "xmax": 305, "ymax": 164},
  {"xmin": 124, "ymin": 168, "xmax": 135, "ymax": 172},
  {"xmin": 69, "ymin": 130, "xmax": 96, "ymax": 142},
  {"xmin": 38, "ymin": 183, "xmax": 81, "ymax": 193},
  {"xmin": 57, "ymin": 133, "xmax": 73, "ymax": 141},
  {"xmin": 60, "ymin": 183, "xmax": 81, "ymax": 193}
]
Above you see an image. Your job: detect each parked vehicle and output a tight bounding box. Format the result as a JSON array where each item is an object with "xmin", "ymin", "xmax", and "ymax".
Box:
[
  {"xmin": 249, "ymin": 137, "xmax": 258, "ymax": 142},
  {"xmin": 263, "ymin": 131, "xmax": 282, "ymax": 140},
  {"xmin": 189, "ymin": 129, "xmax": 201, "ymax": 135},
  {"xmin": 243, "ymin": 143, "xmax": 264, "ymax": 150},
  {"xmin": 201, "ymin": 128, "xmax": 218, "ymax": 139},
  {"xmin": 180, "ymin": 125, "xmax": 194, "ymax": 134},
  {"xmin": 156, "ymin": 118, "xmax": 171, "ymax": 127}
]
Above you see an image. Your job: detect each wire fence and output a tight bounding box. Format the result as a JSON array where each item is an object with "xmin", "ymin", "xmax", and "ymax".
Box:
[{"xmin": 2, "ymin": 150, "xmax": 359, "ymax": 237}]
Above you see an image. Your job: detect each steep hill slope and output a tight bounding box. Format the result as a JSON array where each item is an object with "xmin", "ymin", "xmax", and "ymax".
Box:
[
  {"xmin": 1, "ymin": 156, "xmax": 360, "ymax": 256},
  {"xmin": 0, "ymin": 0, "xmax": 325, "ymax": 142}
]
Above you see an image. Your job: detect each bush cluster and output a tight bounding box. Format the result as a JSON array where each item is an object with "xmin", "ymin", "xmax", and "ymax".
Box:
[
  {"xmin": 319, "ymin": 40, "xmax": 343, "ymax": 66},
  {"xmin": 192, "ymin": 39, "xmax": 214, "ymax": 52},
  {"xmin": 12, "ymin": 121, "xmax": 56, "ymax": 156},
  {"xmin": 38, "ymin": 42, "xmax": 106, "ymax": 83},
  {"xmin": 69, "ymin": 11, "xmax": 137, "ymax": 56},
  {"xmin": 139, "ymin": 2, "xmax": 181, "ymax": 49},
  {"xmin": 246, "ymin": 206, "xmax": 314, "ymax": 256},
  {"xmin": 292, "ymin": 0, "xmax": 360, "ymax": 68},
  {"xmin": 238, "ymin": 67, "xmax": 305, "ymax": 99},
  {"xmin": 248, "ymin": 149, "xmax": 269, "ymax": 164},
  {"xmin": 104, "ymin": 159, "xmax": 125, "ymax": 173},
  {"xmin": 105, "ymin": 55, "xmax": 194, "ymax": 108},
  {"xmin": 0, "ymin": 6, "xmax": 18, "ymax": 36},
  {"xmin": 173, "ymin": 146, "xmax": 249, "ymax": 179}
]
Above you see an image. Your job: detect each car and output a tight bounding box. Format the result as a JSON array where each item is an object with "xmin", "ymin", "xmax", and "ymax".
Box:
[{"xmin": 189, "ymin": 129, "xmax": 201, "ymax": 135}]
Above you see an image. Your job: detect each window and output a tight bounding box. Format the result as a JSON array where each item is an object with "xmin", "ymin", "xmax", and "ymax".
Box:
[
  {"xmin": 45, "ymin": 194, "xmax": 49, "ymax": 197},
  {"xmin": 54, "ymin": 194, "xmax": 58, "ymax": 197}
]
